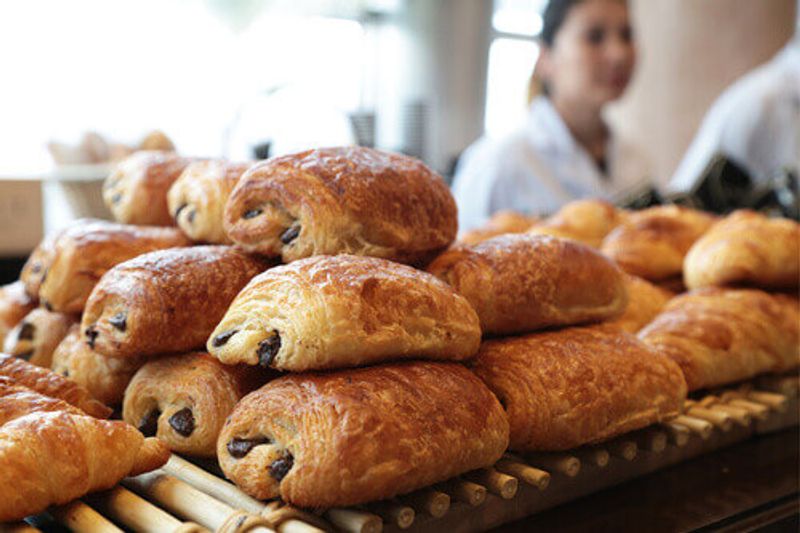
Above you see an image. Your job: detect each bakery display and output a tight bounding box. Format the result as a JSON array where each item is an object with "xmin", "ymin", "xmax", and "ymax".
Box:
[
  {"xmin": 217, "ymin": 361, "xmax": 509, "ymax": 507},
  {"xmin": 427, "ymin": 234, "xmax": 627, "ymax": 335},
  {"xmin": 103, "ymin": 151, "xmax": 193, "ymax": 226},
  {"xmin": 527, "ymin": 199, "xmax": 626, "ymax": 248},
  {"xmin": 473, "ymin": 325, "xmax": 686, "ymax": 451},
  {"xmin": 208, "ymin": 254, "xmax": 481, "ymax": 371},
  {"xmin": 638, "ymin": 288, "xmax": 800, "ymax": 391},
  {"xmin": 606, "ymin": 275, "xmax": 673, "ymax": 334},
  {"xmin": 82, "ymin": 246, "xmax": 268, "ymax": 359},
  {"xmin": 684, "ymin": 210, "xmax": 800, "ymax": 290},
  {"xmin": 2, "ymin": 309, "xmax": 76, "ymax": 368},
  {"xmin": 0, "ymin": 354, "xmax": 111, "ymax": 418},
  {"xmin": 123, "ymin": 352, "xmax": 266, "ymax": 457},
  {"xmin": 38, "ymin": 219, "xmax": 190, "ymax": 313},
  {"xmin": 0, "ymin": 282, "xmax": 36, "ymax": 346},
  {"xmin": 167, "ymin": 160, "xmax": 252, "ymax": 244},
  {"xmin": 223, "ymin": 146, "xmax": 457, "ymax": 264},
  {"xmin": 458, "ymin": 210, "xmax": 539, "ymax": 245},
  {"xmin": 51, "ymin": 325, "xmax": 143, "ymax": 406},
  {"xmin": 601, "ymin": 205, "xmax": 716, "ymax": 281}
]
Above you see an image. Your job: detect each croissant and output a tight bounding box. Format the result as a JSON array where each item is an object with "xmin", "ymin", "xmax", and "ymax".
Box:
[
  {"xmin": 0, "ymin": 281, "xmax": 36, "ymax": 346},
  {"xmin": 473, "ymin": 324, "xmax": 686, "ymax": 451},
  {"xmin": 38, "ymin": 219, "xmax": 190, "ymax": 313},
  {"xmin": 52, "ymin": 325, "xmax": 144, "ymax": 406},
  {"xmin": 103, "ymin": 150, "xmax": 193, "ymax": 226},
  {"xmin": 207, "ymin": 255, "xmax": 481, "ymax": 371},
  {"xmin": 427, "ymin": 234, "xmax": 628, "ymax": 335},
  {"xmin": 458, "ymin": 210, "xmax": 539, "ymax": 245},
  {"xmin": 223, "ymin": 146, "xmax": 457, "ymax": 265},
  {"xmin": 167, "ymin": 160, "xmax": 251, "ymax": 244},
  {"xmin": 123, "ymin": 352, "xmax": 267, "ymax": 457},
  {"xmin": 83, "ymin": 246, "xmax": 268, "ymax": 359},
  {"xmin": 217, "ymin": 361, "xmax": 509, "ymax": 507},
  {"xmin": 606, "ymin": 275, "xmax": 673, "ymax": 334},
  {"xmin": 638, "ymin": 288, "xmax": 800, "ymax": 391},
  {"xmin": 0, "ymin": 376, "xmax": 85, "ymax": 423},
  {"xmin": 684, "ymin": 210, "xmax": 800, "ymax": 290},
  {"xmin": 0, "ymin": 353, "xmax": 111, "ymax": 418},
  {"xmin": 19, "ymin": 231, "xmax": 59, "ymax": 299},
  {"xmin": 0, "ymin": 409, "xmax": 168, "ymax": 521},
  {"xmin": 3, "ymin": 308, "xmax": 76, "ymax": 368},
  {"xmin": 601, "ymin": 205, "xmax": 716, "ymax": 281},
  {"xmin": 527, "ymin": 199, "xmax": 626, "ymax": 248}
]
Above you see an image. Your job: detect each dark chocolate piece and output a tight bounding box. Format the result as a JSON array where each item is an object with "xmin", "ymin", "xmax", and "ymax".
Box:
[
  {"xmin": 17, "ymin": 322, "xmax": 35, "ymax": 341},
  {"xmin": 268, "ymin": 451, "xmax": 294, "ymax": 481},
  {"xmin": 212, "ymin": 329, "xmax": 238, "ymax": 347},
  {"xmin": 280, "ymin": 225, "xmax": 300, "ymax": 245},
  {"xmin": 168, "ymin": 408, "xmax": 195, "ymax": 437},
  {"xmin": 256, "ymin": 331, "xmax": 281, "ymax": 368},
  {"xmin": 227, "ymin": 436, "xmax": 272, "ymax": 458},
  {"xmin": 138, "ymin": 409, "xmax": 160, "ymax": 437},
  {"xmin": 108, "ymin": 312, "xmax": 127, "ymax": 332},
  {"xmin": 242, "ymin": 208, "xmax": 263, "ymax": 220},
  {"xmin": 85, "ymin": 325, "xmax": 99, "ymax": 349}
]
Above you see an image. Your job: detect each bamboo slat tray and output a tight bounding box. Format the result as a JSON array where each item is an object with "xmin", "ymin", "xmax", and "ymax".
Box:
[{"xmin": 6, "ymin": 374, "xmax": 799, "ymax": 533}]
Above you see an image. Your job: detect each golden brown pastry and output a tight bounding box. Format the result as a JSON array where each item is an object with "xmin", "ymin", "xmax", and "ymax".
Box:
[
  {"xmin": 0, "ymin": 353, "xmax": 111, "ymax": 418},
  {"xmin": 0, "ymin": 408, "xmax": 168, "ymax": 521},
  {"xmin": 601, "ymin": 205, "xmax": 716, "ymax": 281},
  {"xmin": 39, "ymin": 219, "xmax": 190, "ymax": 313},
  {"xmin": 0, "ymin": 281, "xmax": 36, "ymax": 346},
  {"xmin": 123, "ymin": 352, "xmax": 267, "ymax": 457},
  {"xmin": 3, "ymin": 309, "xmax": 76, "ymax": 368},
  {"xmin": 684, "ymin": 210, "xmax": 800, "ymax": 290},
  {"xmin": 19, "ymin": 231, "xmax": 59, "ymax": 299},
  {"xmin": 473, "ymin": 324, "xmax": 686, "ymax": 451},
  {"xmin": 606, "ymin": 275, "xmax": 673, "ymax": 334},
  {"xmin": 103, "ymin": 150, "xmax": 193, "ymax": 226},
  {"xmin": 527, "ymin": 199, "xmax": 626, "ymax": 248},
  {"xmin": 217, "ymin": 361, "xmax": 509, "ymax": 507},
  {"xmin": 83, "ymin": 246, "xmax": 268, "ymax": 359},
  {"xmin": 427, "ymin": 234, "xmax": 628, "ymax": 335},
  {"xmin": 51, "ymin": 325, "xmax": 144, "ymax": 406},
  {"xmin": 458, "ymin": 210, "xmax": 539, "ymax": 245},
  {"xmin": 223, "ymin": 146, "xmax": 457, "ymax": 265},
  {"xmin": 208, "ymin": 255, "xmax": 481, "ymax": 371},
  {"xmin": 0, "ymin": 376, "xmax": 85, "ymax": 422},
  {"xmin": 167, "ymin": 160, "xmax": 251, "ymax": 244},
  {"xmin": 638, "ymin": 288, "xmax": 800, "ymax": 391}
]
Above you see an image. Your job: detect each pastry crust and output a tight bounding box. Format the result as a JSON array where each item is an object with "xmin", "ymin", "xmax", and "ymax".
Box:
[
  {"xmin": 458, "ymin": 210, "xmax": 539, "ymax": 245},
  {"xmin": 0, "ymin": 376, "xmax": 85, "ymax": 423},
  {"xmin": 217, "ymin": 361, "xmax": 509, "ymax": 507},
  {"xmin": 52, "ymin": 325, "xmax": 143, "ymax": 406},
  {"xmin": 601, "ymin": 205, "xmax": 716, "ymax": 280},
  {"xmin": 684, "ymin": 210, "xmax": 800, "ymax": 290},
  {"xmin": 207, "ymin": 255, "xmax": 481, "ymax": 371},
  {"xmin": 606, "ymin": 275, "xmax": 674, "ymax": 334},
  {"xmin": 2, "ymin": 309, "xmax": 76, "ymax": 368},
  {"xmin": 0, "ymin": 353, "xmax": 111, "ymax": 418},
  {"xmin": 103, "ymin": 150, "xmax": 193, "ymax": 226},
  {"xmin": 83, "ymin": 246, "xmax": 268, "ymax": 359},
  {"xmin": 473, "ymin": 324, "xmax": 686, "ymax": 451},
  {"xmin": 223, "ymin": 146, "xmax": 457, "ymax": 264},
  {"xmin": 427, "ymin": 234, "xmax": 628, "ymax": 335},
  {"xmin": 638, "ymin": 288, "xmax": 800, "ymax": 391},
  {"xmin": 167, "ymin": 160, "xmax": 251, "ymax": 244},
  {"xmin": 527, "ymin": 199, "xmax": 626, "ymax": 248},
  {"xmin": 123, "ymin": 352, "xmax": 266, "ymax": 457},
  {"xmin": 0, "ymin": 281, "xmax": 36, "ymax": 346},
  {"xmin": 38, "ymin": 219, "xmax": 190, "ymax": 313}
]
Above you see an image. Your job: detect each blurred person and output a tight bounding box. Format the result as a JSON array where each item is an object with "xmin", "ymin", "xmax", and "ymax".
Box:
[{"xmin": 453, "ymin": 0, "xmax": 651, "ymax": 230}]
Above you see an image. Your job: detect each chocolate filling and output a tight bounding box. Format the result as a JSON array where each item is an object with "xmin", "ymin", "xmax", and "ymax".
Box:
[
  {"xmin": 43, "ymin": 300, "xmax": 53, "ymax": 312},
  {"xmin": 108, "ymin": 312, "xmax": 127, "ymax": 332},
  {"xmin": 256, "ymin": 331, "xmax": 281, "ymax": 368},
  {"xmin": 280, "ymin": 225, "xmax": 300, "ymax": 245},
  {"xmin": 17, "ymin": 322, "xmax": 35, "ymax": 341},
  {"xmin": 212, "ymin": 329, "xmax": 238, "ymax": 347},
  {"xmin": 174, "ymin": 203, "xmax": 189, "ymax": 219},
  {"xmin": 85, "ymin": 325, "xmax": 99, "ymax": 349},
  {"xmin": 227, "ymin": 436, "xmax": 272, "ymax": 458},
  {"xmin": 111, "ymin": 192, "xmax": 123, "ymax": 205},
  {"xmin": 31, "ymin": 263, "xmax": 41, "ymax": 274},
  {"xmin": 138, "ymin": 409, "xmax": 160, "ymax": 437},
  {"xmin": 168, "ymin": 408, "xmax": 195, "ymax": 437},
  {"xmin": 242, "ymin": 208, "xmax": 263, "ymax": 220},
  {"xmin": 19, "ymin": 349, "xmax": 35, "ymax": 361},
  {"xmin": 268, "ymin": 451, "xmax": 294, "ymax": 481},
  {"xmin": 187, "ymin": 209, "xmax": 196, "ymax": 223}
]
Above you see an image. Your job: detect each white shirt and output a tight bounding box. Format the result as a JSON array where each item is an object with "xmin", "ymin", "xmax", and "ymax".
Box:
[
  {"xmin": 452, "ymin": 96, "xmax": 652, "ymax": 230},
  {"xmin": 669, "ymin": 41, "xmax": 800, "ymax": 194}
]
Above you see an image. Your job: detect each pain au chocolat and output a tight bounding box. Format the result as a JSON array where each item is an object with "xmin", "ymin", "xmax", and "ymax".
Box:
[
  {"xmin": 167, "ymin": 160, "xmax": 252, "ymax": 244},
  {"xmin": 684, "ymin": 210, "xmax": 800, "ymax": 291},
  {"xmin": 473, "ymin": 325, "xmax": 686, "ymax": 451},
  {"xmin": 37, "ymin": 219, "xmax": 190, "ymax": 313},
  {"xmin": 103, "ymin": 150, "xmax": 194, "ymax": 226},
  {"xmin": 0, "ymin": 281, "xmax": 37, "ymax": 346},
  {"xmin": 123, "ymin": 352, "xmax": 267, "ymax": 457},
  {"xmin": 427, "ymin": 234, "xmax": 628, "ymax": 335},
  {"xmin": 458, "ymin": 210, "xmax": 539, "ymax": 245},
  {"xmin": 83, "ymin": 246, "xmax": 268, "ymax": 359},
  {"xmin": 3, "ymin": 308, "xmax": 76, "ymax": 368},
  {"xmin": 638, "ymin": 288, "xmax": 800, "ymax": 391},
  {"xmin": 528, "ymin": 199, "xmax": 626, "ymax": 248},
  {"xmin": 217, "ymin": 361, "xmax": 509, "ymax": 507},
  {"xmin": 606, "ymin": 274, "xmax": 674, "ymax": 334},
  {"xmin": 223, "ymin": 146, "xmax": 457, "ymax": 264},
  {"xmin": 207, "ymin": 254, "xmax": 481, "ymax": 372}
]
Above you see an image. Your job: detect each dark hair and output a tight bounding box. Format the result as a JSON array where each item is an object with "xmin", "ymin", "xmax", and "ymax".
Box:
[{"xmin": 541, "ymin": 0, "xmax": 584, "ymax": 46}]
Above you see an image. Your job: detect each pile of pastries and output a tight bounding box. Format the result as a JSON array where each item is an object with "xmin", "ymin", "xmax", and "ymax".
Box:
[{"xmin": 0, "ymin": 146, "xmax": 798, "ymax": 522}]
